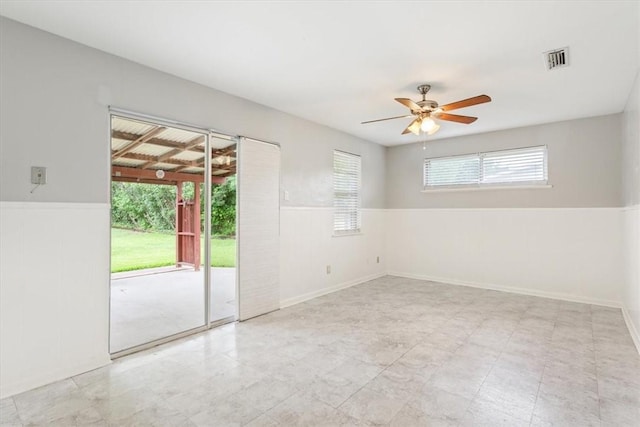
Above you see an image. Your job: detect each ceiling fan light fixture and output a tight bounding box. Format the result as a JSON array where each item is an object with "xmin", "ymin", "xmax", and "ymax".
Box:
[
  {"xmin": 420, "ymin": 117, "xmax": 436, "ymax": 132},
  {"xmin": 427, "ymin": 123, "xmax": 440, "ymax": 135}
]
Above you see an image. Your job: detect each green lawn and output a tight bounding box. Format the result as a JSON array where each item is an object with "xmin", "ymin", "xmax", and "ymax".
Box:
[{"xmin": 111, "ymin": 228, "xmax": 236, "ymax": 272}]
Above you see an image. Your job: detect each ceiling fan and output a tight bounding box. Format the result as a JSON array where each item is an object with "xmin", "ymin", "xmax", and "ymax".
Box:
[{"xmin": 362, "ymin": 85, "xmax": 491, "ymax": 136}]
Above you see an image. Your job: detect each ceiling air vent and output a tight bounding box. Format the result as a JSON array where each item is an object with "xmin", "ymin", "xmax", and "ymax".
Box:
[{"xmin": 544, "ymin": 47, "xmax": 569, "ymax": 70}]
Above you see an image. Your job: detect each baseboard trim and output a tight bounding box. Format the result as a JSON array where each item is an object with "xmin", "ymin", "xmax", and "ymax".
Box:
[
  {"xmin": 0, "ymin": 355, "xmax": 111, "ymax": 399},
  {"xmin": 387, "ymin": 271, "xmax": 622, "ymax": 308},
  {"xmin": 280, "ymin": 272, "xmax": 386, "ymax": 308},
  {"xmin": 386, "ymin": 207, "xmax": 624, "ymax": 212},
  {"xmin": 622, "ymin": 306, "xmax": 640, "ymax": 354}
]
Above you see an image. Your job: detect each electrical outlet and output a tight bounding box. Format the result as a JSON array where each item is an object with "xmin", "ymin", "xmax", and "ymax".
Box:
[
  {"xmin": 31, "ymin": 166, "xmax": 47, "ymax": 185},
  {"xmin": 326, "ymin": 265, "xmax": 331, "ymax": 274},
  {"xmin": 283, "ymin": 190, "xmax": 290, "ymax": 201}
]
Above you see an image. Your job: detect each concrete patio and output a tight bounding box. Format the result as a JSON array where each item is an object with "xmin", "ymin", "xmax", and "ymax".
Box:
[{"xmin": 110, "ymin": 267, "xmax": 236, "ymax": 353}]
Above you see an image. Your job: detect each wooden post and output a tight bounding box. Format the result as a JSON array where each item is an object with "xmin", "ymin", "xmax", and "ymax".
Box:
[
  {"xmin": 175, "ymin": 181, "xmax": 182, "ymax": 267},
  {"xmin": 193, "ymin": 181, "xmax": 201, "ymax": 271}
]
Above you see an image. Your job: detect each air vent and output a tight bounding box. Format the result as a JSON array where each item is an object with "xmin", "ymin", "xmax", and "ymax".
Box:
[{"xmin": 544, "ymin": 47, "xmax": 569, "ymax": 70}]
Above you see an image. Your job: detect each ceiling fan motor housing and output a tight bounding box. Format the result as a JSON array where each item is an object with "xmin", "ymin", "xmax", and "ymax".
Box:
[{"xmin": 417, "ymin": 100, "xmax": 439, "ymax": 110}]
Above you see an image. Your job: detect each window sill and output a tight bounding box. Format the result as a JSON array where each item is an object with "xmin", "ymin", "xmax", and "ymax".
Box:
[
  {"xmin": 332, "ymin": 231, "xmax": 363, "ymax": 237},
  {"xmin": 421, "ymin": 184, "xmax": 553, "ymax": 193}
]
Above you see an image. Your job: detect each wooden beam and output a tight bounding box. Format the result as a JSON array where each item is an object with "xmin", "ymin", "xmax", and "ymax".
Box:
[
  {"xmin": 213, "ymin": 160, "xmax": 237, "ymax": 170},
  {"xmin": 112, "ymin": 127, "xmax": 167, "ymax": 159},
  {"xmin": 213, "ymin": 145, "xmax": 237, "ymax": 156},
  {"xmin": 141, "ymin": 135, "xmax": 206, "ymax": 169},
  {"xmin": 117, "ymin": 152, "xmax": 199, "ymax": 168},
  {"xmin": 114, "ymin": 176, "xmax": 179, "ymax": 186},
  {"xmin": 112, "ymin": 166, "xmax": 226, "ymax": 184},
  {"xmin": 199, "ymin": 147, "xmax": 237, "ymax": 166},
  {"xmin": 115, "ymin": 152, "xmax": 234, "ymax": 174},
  {"xmin": 112, "ymin": 130, "xmax": 205, "ymax": 153}
]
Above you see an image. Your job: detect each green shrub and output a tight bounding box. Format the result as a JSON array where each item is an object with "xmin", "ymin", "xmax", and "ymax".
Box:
[{"xmin": 111, "ymin": 176, "xmax": 236, "ymax": 236}]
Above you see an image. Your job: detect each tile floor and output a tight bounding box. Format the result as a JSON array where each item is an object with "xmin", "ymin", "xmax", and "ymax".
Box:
[{"xmin": 1, "ymin": 276, "xmax": 639, "ymax": 426}]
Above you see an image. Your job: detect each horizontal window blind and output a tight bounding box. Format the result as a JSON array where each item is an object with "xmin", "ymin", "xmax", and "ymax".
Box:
[
  {"xmin": 424, "ymin": 154, "xmax": 480, "ymax": 186},
  {"xmin": 481, "ymin": 146, "xmax": 547, "ymax": 184},
  {"xmin": 424, "ymin": 145, "xmax": 548, "ymax": 188},
  {"xmin": 334, "ymin": 150, "xmax": 361, "ymax": 233}
]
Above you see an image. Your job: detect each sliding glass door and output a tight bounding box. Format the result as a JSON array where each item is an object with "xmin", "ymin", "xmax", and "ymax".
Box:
[
  {"xmin": 109, "ymin": 112, "xmax": 237, "ymax": 355},
  {"xmin": 209, "ymin": 134, "xmax": 238, "ymax": 324}
]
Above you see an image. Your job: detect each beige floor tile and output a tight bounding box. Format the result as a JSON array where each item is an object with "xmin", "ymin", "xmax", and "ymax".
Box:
[
  {"xmin": 302, "ymin": 372, "xmax": 363, "ymax": 409},
  {"xmin": 460, "ymin": 399, "xmax": 530, "ymax": 427},
  {"xmin": 428, "ymin": 358, "xmax": 493, "ymax": 400},
  {"xmin": 92, "ymin": 387, "xmax": 162, "ymax": 423},
  {"xmin": 12, "ymin": 380, "xmax": 94, "ymax": 425},
  {"xmin": 473, "ymin": 365, "xmax": 539, "ymax": 419},
  {"xmin": 265, "ymin": 393, "xmax": 341, "ymax": 426},
  {"xmin": 189, "ymin": 393, "xmax": 263, "ymax": 427},
  {"xmin": 0, "ymin": 398, "xmax": 21, "ymax": 427},
  {"xmin": 4, "ymin": 277, "xmax": 640, "ymax": 427},
  {"xmin": 231, "ymin": 377, "xmax": 297, "ymax": 412},
  {"xmin": 599, "ymin": 398, "xmax": 640, "ymax": 427},
  {"xmin": 390, "ymin": 404, "xmax": 458, "ymax": 427},
  {"xmin": 338, "ymin": 387, "xmax": 405, "ymax": 425},
  {"xmin": 406, "ymin": 384, "xmax": 471, "ymax": 423},
  {"xmin": 365, "ymin": 363, "xmax": 437, "ymax": 401},
  {"xmin": 598, "ymin": 376, "xmax": 640, "ymax": 405},
  {"xmin": 326, "ymin": 358, "xmax": 385, "ymax": 387}
]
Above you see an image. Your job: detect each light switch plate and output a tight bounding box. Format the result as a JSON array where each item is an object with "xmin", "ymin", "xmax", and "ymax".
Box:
[{"xmin": 31, "ymin": 166, "xmax": 46, "ymax": 185}]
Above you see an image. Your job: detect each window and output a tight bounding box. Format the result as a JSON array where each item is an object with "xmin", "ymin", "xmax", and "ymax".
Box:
[
  {"xmin": 333, "ymin": 150, "xmax": 361, "ymax": 234},
  {"xmin": 424, "ymin": 145, "xmax": 548, "ymax": 189}
]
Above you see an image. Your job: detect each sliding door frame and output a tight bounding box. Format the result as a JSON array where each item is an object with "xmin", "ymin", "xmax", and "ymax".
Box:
[{"xmin": 108, "ymin": 107, "xmax": 236, "ymax": 359}]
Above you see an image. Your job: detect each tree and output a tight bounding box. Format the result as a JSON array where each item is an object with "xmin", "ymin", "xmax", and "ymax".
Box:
[
  {"xmin": 211, "ymin": 176, "xmax": 236, "ymax": 236},
  {"xmin": 111, "ymin": 182, "xmax": 175, "ymax": 231},
  {"xmin": 111, "ymin": 177, "xmax": 236, "ymax": 237}
]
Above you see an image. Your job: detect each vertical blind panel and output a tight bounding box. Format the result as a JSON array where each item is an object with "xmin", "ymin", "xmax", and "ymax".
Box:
[
  {"xmin": 424, "ymin": 154, "xmax": 480, "ymax": 186},
  {"xmin": 333, "ymin": 150, "xmax": 361, "ymax": 232},
  {"xmin": 237, "ymin": 138, "xmax": 280, "ymax": 321},
  {"xmin": 481, "ymin": 146, "xmax": 547, "ymax": 184}
]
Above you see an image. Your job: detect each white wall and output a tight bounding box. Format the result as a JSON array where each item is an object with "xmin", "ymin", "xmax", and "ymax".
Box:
[
  {"xmin": 0, "ymin": 202, "xmax": 111, "ymax": 398},
  {"xmin": 384, "ymin": 114, "xmax": 626, "ymax": 310},
  {"xmin": 386, "ymin": 208, "xmax": 623, "ymax": 306},
  {"xmin": 623, "ymin": 206, "xmax": 640, "ymax": 350},
  {"xmin": 622, "ymin": 69, "xmax": 640, "ymax": 350},
  {"xmin": 280, "ymin": 209, "xmax": 386, "ymax": 306}
]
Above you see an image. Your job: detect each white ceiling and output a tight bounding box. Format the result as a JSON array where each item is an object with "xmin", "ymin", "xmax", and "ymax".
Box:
[{"xmin": 1, "ymin": 1, "xmax": 638, "ymax": 146}]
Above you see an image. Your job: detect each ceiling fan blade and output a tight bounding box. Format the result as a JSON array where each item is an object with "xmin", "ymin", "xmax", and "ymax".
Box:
[
  {"xmin": 439, "ymin": 95, "xmax": 491, "ymax": 112},
  {"xmin": 402, "ymin": 118, "xmax": 422, "ymax": 135},
  {"xmin": 395, "ymin": 98, "xmax": 423, "ymax": 112},
  {"xmin": 361, "ymin": 114, "xmax": 412, "ymax": 124},
  {"xmin": 435, "ymin": 113, "xmax": 477, "ymax": 124}
]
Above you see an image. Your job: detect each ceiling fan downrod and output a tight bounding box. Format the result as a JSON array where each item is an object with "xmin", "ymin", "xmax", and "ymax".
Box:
[{"xmin": 417, "ymin": 84, "xmax": 431, "ymax": 101}]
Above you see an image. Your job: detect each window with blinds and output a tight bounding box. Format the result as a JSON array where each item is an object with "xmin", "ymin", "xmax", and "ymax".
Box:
[
  {"xmin": 333, "ymin": 150, "xmax": 361, "ymax": 233},
  {"xmin": 424, "ymin": 145, "xmax": 547, "ymax": 188}
]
